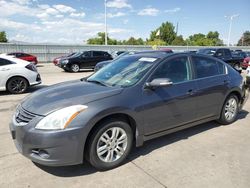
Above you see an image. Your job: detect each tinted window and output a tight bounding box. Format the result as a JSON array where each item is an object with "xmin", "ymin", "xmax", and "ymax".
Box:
[
  {"xmin": 215, "ymin": 49, "xmax": 224, "ymax": 57},
  {"xmin": 82, "ymin": 51, "xmax": 91, "ymax": 57},
  {"xmin": 151, "ymin": 56, "xmax": 191, "ymax": 83},
  {"xmin": 93, "ymin": 51, "xmax": 104, "ymax": 57},
  {"xmin": 0, "ymin": 58, "xmax": 13, "ymax": 66},
  {"xmin": 192, "ymin": 56, "xmax": 224, "ymax": 78},
  {"xmin": 224, "ymin": 49, "xmax": 231, "ymax": 57},
  {"xmin": 198, "ymin": 49, "xmax": 216, "ymax": 56},
  {"xmin": 103, "ymin": 52, "xmax": 111, "ymax": 57},
  {"xmin": 217, "ymin": 61, "xmax": 225, "ymax": 74}
]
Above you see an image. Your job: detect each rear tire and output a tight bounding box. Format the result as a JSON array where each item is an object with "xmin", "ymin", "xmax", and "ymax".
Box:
[
  {"xmin": 217, "ymin": 94, "xmax": 239, "ymax": 125},
  {"xmin": 86, "ymin": 119, "xmax": 133, "ymax": 171},
  {"xmin": 7, "ymin": 77, "xmax": 28, "ymax": 94}
]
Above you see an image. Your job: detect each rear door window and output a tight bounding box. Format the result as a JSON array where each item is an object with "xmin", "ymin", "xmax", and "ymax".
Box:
[
  {"xmin": 192, "ymin": 56, "xmax": 225, "ymax": 78},
  {"xmin": 93, "ymin": 51, "xmax": 104, "ymax": 57}
]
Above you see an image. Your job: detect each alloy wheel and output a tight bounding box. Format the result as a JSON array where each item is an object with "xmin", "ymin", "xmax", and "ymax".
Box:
[
  {"xmin": 224, "ymin": 98, "xmax": 237, "ymax": 121},
  {"xmin": 96, "ymin": 127, "xmax": 128, "ymax": 163}
]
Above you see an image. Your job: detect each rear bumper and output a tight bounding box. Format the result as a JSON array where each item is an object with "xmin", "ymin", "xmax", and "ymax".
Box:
[{"xmin": 29, "ymin": 74, "xmax": 42, "ymax": 86}]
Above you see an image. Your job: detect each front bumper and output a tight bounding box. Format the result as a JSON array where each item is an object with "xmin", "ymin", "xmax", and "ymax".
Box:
[{"xmin": 9, "ymin": 110, "xmax": 86, "ymax": 166}]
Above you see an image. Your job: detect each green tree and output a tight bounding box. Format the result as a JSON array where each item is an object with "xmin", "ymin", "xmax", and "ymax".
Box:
[
  {"xmin": 0, "ymin": 31, "xmax": 8, "ymax": 43},
  {"xmin": 87, "ymin": 32, "xmax": 118, "ymax": 45},
  {"xmin": 206, "ymin": 31, "xmax": 223, "ymax": 46},
  {"xmin": 149, "ymin": 22, "xmax": 176, "ymax": 45},
  {"xmin": 124, "ymin": 37, "xmax": 145, "ymax": 45},
  {"xmin": 146, "ymin": 39, "xmax": 166, "ymax": 46},
  {"xmin": 237, "ymin": 31, "xmax": 250, "ymax": 46},
  {"xmin": 171, "ymin": 35, "xmax": 185, "ymax": 46},
  {"xmin": 188, "ymin": 31, "xmax": 223, "ymax": 46}
]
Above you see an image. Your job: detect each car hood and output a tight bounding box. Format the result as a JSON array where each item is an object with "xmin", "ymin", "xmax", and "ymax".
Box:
[
  {"xmin": 97, "ymin": 60, "xmax": 113, "ymax": 66},
  {"xmin": 21, "ymin": 80, "xmax": 123, "ymax": 116}
]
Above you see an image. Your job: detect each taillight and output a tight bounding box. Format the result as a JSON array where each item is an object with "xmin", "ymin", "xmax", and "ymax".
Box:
[{"xmin": 25, "ymin": 63, "xmax": 37, "ymax": 72}]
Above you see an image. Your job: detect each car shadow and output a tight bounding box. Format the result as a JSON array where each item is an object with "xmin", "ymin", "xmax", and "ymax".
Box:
[
  {"xmin": 33, "ymin": 119, "xmax": 230, "ymax": 177},
  {"xmin": 34, "ymin": 162, "xmax": 97, "ymax": 177}
]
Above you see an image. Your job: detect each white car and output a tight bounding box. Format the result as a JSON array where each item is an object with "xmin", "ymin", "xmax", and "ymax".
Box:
[{"xmin": 0, "ymin": 54, "xmax": 41, "ymax": 94}]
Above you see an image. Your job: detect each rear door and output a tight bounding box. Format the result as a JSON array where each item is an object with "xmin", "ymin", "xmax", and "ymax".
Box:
[
  {"xmin": 91, "ymin": 51, "xmax": 106, "ymax": 67},
  {"xmin": 0, "ymin": 58, "xmax": 14, "ymax": 87},
  {"xmin": 191, "ymin": 55, "xmax": 229, "ymax": 118}
]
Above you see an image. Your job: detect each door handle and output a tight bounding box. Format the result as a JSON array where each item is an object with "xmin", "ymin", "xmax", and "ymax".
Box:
[
  {"xmin": 224, "ymin": 80, "xmax": 230, "ymax": 84},
  {"xmin": 187, "ymin": 89, "xmax": 195, "ymax": 95},
  {"xmin": 0, "ymin": 68, "xmax": 10, "ymax": 71}
]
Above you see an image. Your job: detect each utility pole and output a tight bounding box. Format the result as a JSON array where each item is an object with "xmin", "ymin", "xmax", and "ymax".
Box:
[
  {"xmin": 225, "ymin": 14, "xmax": 239, "ymax": 46},
  {"xmin": 104, "ymin": 0, "xmax": 108, "ymax": 45},
  {"xmin": 176, "ymin": 22, "xmax": 179, "ymax": 36}
]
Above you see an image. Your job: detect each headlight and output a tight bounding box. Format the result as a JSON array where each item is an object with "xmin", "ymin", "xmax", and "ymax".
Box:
[
  {"xmin": 62, "ymin": 59, "xmax": 69, "ymax": 64},
  {"xmin": 35, "ymin": 105, "xmax": 88, "ymax": 130}
]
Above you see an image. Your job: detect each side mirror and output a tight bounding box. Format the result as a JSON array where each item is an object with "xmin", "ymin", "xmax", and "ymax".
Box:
[{"xmin": 145, "ymin": 78, "xmax": 173, "ymax": 89}]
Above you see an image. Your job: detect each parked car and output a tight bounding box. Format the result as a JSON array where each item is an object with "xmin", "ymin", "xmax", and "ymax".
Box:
[
  {"xmin": 10, "ymin": 52, "xmax": 248, "ymax": 170},
  {"xmin": 94, "ymin": 51, "xmax": 135, "ymax": 72},
  {"xmin": 197, "ymin": 48, "xmax": 244, "ymax": 72},
  {"xmin": 232, "ymin": 50, "xmax": 247, "ymax": 58},
  {"xmin": 59, "ymin": 51, "xmax": 113, "ymax": 72},
  {"xmin": 241, "ymin": 52, "xmax": 250, "ymax": 70},
  {"xmin": 0, "ymin": 54, "xmax": 41, "ymax": 94},
  {"xmin": 53, "ymin": 53, "xmax": 76, "ymax": 66},
  {"xmin": 7, "ymin": 52, "xmax": 38, "ymax": 65},
  {"xmin": 95, "ymin": 49, "xmax": 173, "ymax": 72},
  {"xmin": 111, "ymin": 51, "xmax": 126, "ymax": 58}
]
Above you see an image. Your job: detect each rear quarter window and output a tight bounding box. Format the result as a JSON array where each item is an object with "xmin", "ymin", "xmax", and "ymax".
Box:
[{"xmin": 0, "ymin": 58, "xmax": 14, "ymax": 66}]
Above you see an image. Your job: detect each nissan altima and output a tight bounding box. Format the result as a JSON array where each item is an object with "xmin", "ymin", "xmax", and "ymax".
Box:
[{"xmin": 10, "ymin": 52, "xmax": 248, "ymax": 170}]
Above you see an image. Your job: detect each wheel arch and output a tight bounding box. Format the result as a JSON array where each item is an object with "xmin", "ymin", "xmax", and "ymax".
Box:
[
  {"xmin": 6, "ymin": 75, "xmax": 30, "ymax": 89},
  {"xmin": 83, "ymin": 112, "xmax": 141, "ymax": 160}
]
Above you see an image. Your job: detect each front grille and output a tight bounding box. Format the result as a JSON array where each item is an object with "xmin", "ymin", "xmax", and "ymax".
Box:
[{"xmin": 15, "ymin": 107, "xmax": 37, "ymax": 125}]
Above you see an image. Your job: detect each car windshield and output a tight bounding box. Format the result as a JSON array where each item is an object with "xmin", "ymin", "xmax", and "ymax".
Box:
[
  {"xmin": 198, "ymin": 49, "xmax": 216, "ymax": 55},
  {"xmin": 87, "ymin": 56, "xmax": 159, "ymax": 87}
]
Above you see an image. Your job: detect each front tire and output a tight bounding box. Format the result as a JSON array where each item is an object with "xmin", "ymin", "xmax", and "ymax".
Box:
[
  {"xmin": 86, "ymin": 119, "xmax": 133, "ymax": 170},
  {"xmin": 217, "ymin": 94, "xmax": 239, "ymax": 125},
  {"xmin": 7, "ymin": 77, "xmax": 28, "ymax": 94},
  {"xmin": 70, "ymin": 64, "xmax": 80, "ymax": 72}
]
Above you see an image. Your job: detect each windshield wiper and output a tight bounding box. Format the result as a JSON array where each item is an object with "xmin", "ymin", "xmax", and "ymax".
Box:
[{"xmin": 87, "ymin": 79, "xmax": 109, "ymax": 87}]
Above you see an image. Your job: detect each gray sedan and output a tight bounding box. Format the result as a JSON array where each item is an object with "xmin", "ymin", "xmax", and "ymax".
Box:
[{"xmin": 10, "ymin": 52, "xmax": 248, "ymax": 170}]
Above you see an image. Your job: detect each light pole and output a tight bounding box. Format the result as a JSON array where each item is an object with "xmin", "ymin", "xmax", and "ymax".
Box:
[
  {"xmin": 104, "ymin": 0, "xmax": 108, "ymax": 45},
  {"xmin": 225, "ymin": 14, "xmax": 239, "ymax": 46}
]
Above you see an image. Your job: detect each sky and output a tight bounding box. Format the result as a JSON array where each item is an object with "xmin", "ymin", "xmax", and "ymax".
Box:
[{"xmin": 0, "ymin": 0, "xmax": 249, "ymax": 45}]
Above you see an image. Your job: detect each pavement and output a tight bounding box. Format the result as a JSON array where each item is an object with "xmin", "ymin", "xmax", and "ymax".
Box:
[{"xmin": 0, "ymin": 64, "xmax": 250, "ymax": 188}]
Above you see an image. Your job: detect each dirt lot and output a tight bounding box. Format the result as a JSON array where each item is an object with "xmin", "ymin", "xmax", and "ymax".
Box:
[{"xmin": 0, "ymin": 64, "xmax": 250, "ymax": 188}]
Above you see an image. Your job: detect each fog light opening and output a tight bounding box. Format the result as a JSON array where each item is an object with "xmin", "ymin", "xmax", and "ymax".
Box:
[{"xmin": 38, "ymin": 150, "xmax": 50, "ymax": 159}]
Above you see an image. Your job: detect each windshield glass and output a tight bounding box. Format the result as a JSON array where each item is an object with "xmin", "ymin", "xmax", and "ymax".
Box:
[
  {"xmin": 198, "ymin": 49, "xmax": 216, "ymax": 55},
  {"xmin": 87, "ymin": 56, "xmax": 158, "ymax": 87}
]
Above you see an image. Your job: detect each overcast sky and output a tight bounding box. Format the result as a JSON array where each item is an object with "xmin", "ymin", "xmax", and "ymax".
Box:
[{"xmin": 0, "ymin": 0, "xmax": 249, "ymax": 44}]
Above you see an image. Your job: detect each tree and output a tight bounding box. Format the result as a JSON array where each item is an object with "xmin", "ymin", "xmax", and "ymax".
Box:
[
  {"xmin": 188, "ymin": 31, "xmax": 223, "ymax": 46},
  {"xmin": 149, "ymin": 22, "xmax": 176, "ymax": 45},
  {"xmin": 171, "ymin": 35, "xmax": 185, "ymax": 46},
  {"xmin": 237, "ymin": 31, "xmax": 250, "ymax": 46},
  {"xmin": 206, "ymin": 31, "xmax": 223, "ymax": 46},
  {"xmin": 0, "ymin": 31, "xmax": 8, "ymax": 43},
  {"xmin": 123, "ymin": 37, "xmax": 145, "ymax": 45},
  {"xmin": 146, "ymin": 39, "xmax": 166, "ymax": 46},
  {"xmin": 87, "ymin": 32, "xmax": 118, "ymax": 45}
]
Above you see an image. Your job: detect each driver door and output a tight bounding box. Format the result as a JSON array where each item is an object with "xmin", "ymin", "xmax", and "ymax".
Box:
[{"xmin": 141, "ymin": 55, "xmax": 199, "ymax": 135}]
